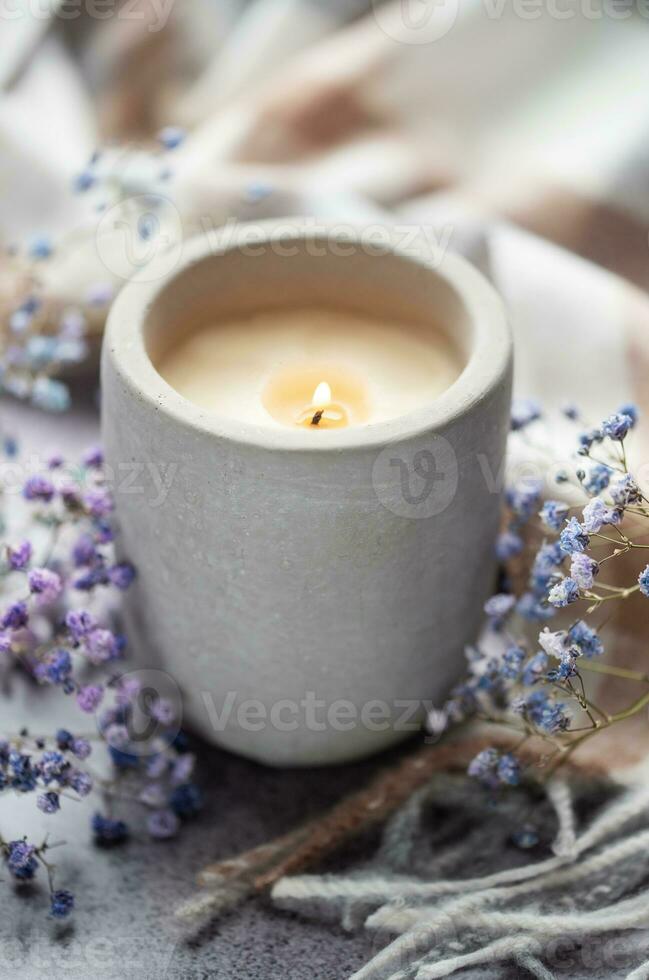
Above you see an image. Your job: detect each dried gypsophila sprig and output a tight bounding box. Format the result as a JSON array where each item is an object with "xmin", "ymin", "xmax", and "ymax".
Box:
[
  {"xmin": 0, "ymin": 434, "xmax": 201, "ymax": 919},
  {"xmin": 0, "ymin": 127, "xmax": 186, "ymax": 412},
  {"xmin": 437, "ymin": 401, "xmax": 649, "ymax": 791}
]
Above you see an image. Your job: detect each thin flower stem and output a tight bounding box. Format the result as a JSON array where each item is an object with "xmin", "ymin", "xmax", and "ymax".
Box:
[
  {"xmin": 578, "ymin": 661, "xmax": 649, "ymax": 683},
  {"xmin": 610, "ymin": 689, "xmax": 649, "ymax": 723}
]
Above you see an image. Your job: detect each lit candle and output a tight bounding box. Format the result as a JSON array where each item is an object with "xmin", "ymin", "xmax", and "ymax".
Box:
[
  {"xmin": 156, "ymin": 308, "xmax": 462, "ymax": 430},
  {"xmin": 102, "ymin": 225, "xmax": 512, "ymax": 767}
]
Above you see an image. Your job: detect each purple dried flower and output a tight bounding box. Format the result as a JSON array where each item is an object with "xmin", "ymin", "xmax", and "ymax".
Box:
[
  {"xmin": 28, "ymin": 567, "xmax": 63, "ymax": 605},
  {"xmin": 171, "ymin": 753, "xmax": 195, "ymax": 785},
  {"xmin": 582, "ymin": 497, "xmax": 621, "ymax": 534},
  {"xmin": 139, "ymin": 783, "xmax": 167, "ymax": 808},
  {"xmin": 82, "ymin": 446, "xmax": 104, "ymax": 468},
  {"xmin": 108, "ymin": 563, "xmax": 136, "ymax": 590},
  {"xmin": 71, "ymin": 738, "xmax": 91, "ymax": 760},
  {"xmin": 38, "ymin": 750, "xmax": 67, "ymax": 783},
  {"xmin": 2, "ymin": 600, "xmax": 29, "ymax": 629},
  {"xmin": 83, "ymin": 487, "xmax": 113, "ymax": 518},
  {"xmin": 115, "ymin": 676, "xmax": 141, "ymax": 706},
  {"xmin": 147, "ymin": 809, "xmax": 180, "ymax": 839},
  {"xmin": 65, "ymin": 609, "xmax": 97, "ymax": 641},
  {"xmin": 35, "ymin": 648, "xmax": 72, "ymax": 685},
  {"xmin": 570, "ymin": 553, "xmax": 598, "ymax": 590},
  {"xmin": 7, "ymin": 540, "xmax": 32, "ymax": 570},
  {"xmin": 84, "ymin": 628, "xmax": 120, "ymax": 664},
  {"xmin": 50, "ymin": 890, "xmax": 74, "ymax": 918},
  {"xmin": 69, "ymin": 770, "xmax": 93, "ymax": 796},
  {"xmin": 611, "ymin": 474, "xmax": 641, "ymax": 506},
  {"xmin": 6, "ymin": 840, "xmax": 38, "ymax": 879},
  {"xmin": 150, "ymin": 698, "xmax": 175, "ymax": 725},
  {"xmin": 72, "ymin": 534, "xmax": 97, "ymax": 567},
  {"xmin": 23, "ymin": 475, "xmax": 55, "ymax": 502},
  {"xmin": 91, "ymin": 812, "xmax": 129, "ymax": 844},
  {"xmin": 104, "ymin": 724, "xmax": 130, "ymax": 750},
  {"xmin": 76, "ymin": 684, "xmax": 104, "ymax": 713},
  {"xmin": 37, "ymin": 791, "xmax": 60, "ymax": 814}
]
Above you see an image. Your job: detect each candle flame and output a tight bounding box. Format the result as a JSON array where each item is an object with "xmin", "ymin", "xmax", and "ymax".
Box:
[{"xmin": 312, "ymin": 381, "xmax": 331, "ymax": 408}]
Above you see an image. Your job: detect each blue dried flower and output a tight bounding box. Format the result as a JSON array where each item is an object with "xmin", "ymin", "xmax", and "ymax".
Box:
[
  {"xmin": 578, "ymin": 428, "xmax": 603, "ymax": 452},
  {"xmin": 91, "ymin": 813, "xmax": 129, "ymax": 844},
  {"xmin": 570, "ymin": 553, "xmax": 598, "ymax": 590},
  {"xmin": 639, "ymin": 565, "xmax": 649, "ymax": 598},
  {"xmin": 36, "ymin": 649, "xmax": 72, "ymax": 685},
  {"xmin": 559, "ymin": 518, "xmax": 589, "ymax": 555},
  {"xmin": 584, "ymin": 464, "xmax": 611, "ymax": 496},
  {"xmin": 602, "ymin": 412, "xmax": 634, "ymax": 441},
  {"xmin": 568, "ymin": 620, "xmax": 603, "ymax": 658},
  {"xmin": 496, "ymin": 753, "xmax": 520, "ymax": 786},
  {"xmin": 496, "ymin": 531, "xmax": 523, "ymax": 561},
  {"xmin": 522, "ymin": 651, "xmax": 549, "ymax": 685},
  {"xmin": 517, "ymin": 592, "xmax": 555, "ymax": 621},
  {"xmin": 38, "ymin": 750, "xmax": 67, "ymax": 783},
  {"xmin": 512, "ymin": 825, "xmax": 539, "ymax": 849},
  {"xmin": 539, "ymin": 501, "xmax": 569, "ymax": 531},
  {"xmin": 484, "ymin": 593, "xmax": 515, "ymax": 629},
  {"xmin": 31, "ymin": 378, "xmax": 70, "ymax": 413},
  {"xmin": 610, "ymin": 474, "xmax": 641, "ymax": 506},
  {"xmin": 510, "ymin": 399, "xmax": 541, "ymax": 432},
  {"xmin": 467, "ymin": 747, "xmax": 500, "ymax": 784},
  {"xmin": 37, "ymin": 792, "xmax": 60, "ymax": 814},
  {"xmin": 501, "ymin": 645, "xmax": 525, "ymax": 680},
  {"xmin": 157, "ymin": 126, "xmax": 185, "ymax": 150},
  {"xmin": 9, "ymin": 752, "xmax": 37, "ymax": 792},
  {"xmin": 50, "ymin": 889, "xmax": 74, "ymax": 918},
  {"xmin": 169, "ymin": 783, "xmax": 203, "ymax": 819},
  {"xmin": 523, "ymin": 690, "xmax": 570, "ymax": 734},
  {"xmin": 548, "ymin": 577, "xmax": 580, "ymax": 607},
  {"xmin": 582, "ymin": 498, "xmax": 621, "ymax": 534},
  {"xmin": 506, "ymin": 482, "xmax": 543, "ymax": 521},
  {"xmin": 6, "ymin": 840, "xmax": 38, "ymax": 880}
]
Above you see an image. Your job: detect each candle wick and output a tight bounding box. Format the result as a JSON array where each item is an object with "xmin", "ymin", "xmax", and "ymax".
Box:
[{"xmin": 311, "ymin": 409, "xmax": 324, "ymax": 426}]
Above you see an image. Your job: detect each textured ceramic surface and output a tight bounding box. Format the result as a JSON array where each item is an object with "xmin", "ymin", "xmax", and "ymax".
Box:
[{"xmin": 101, "ymin": 224, "xmax": 512, "ymax": 766}]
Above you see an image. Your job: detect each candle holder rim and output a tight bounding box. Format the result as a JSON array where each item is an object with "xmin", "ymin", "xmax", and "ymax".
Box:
[{"xmin": 102, "ymin": 224, "xmax": 512, "ymax": 453}]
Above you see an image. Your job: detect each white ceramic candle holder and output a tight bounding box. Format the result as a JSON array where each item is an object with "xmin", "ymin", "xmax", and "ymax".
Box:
[{"xmin": 101, "ymin": 223, "xmax": 512, "ymax": 766}]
